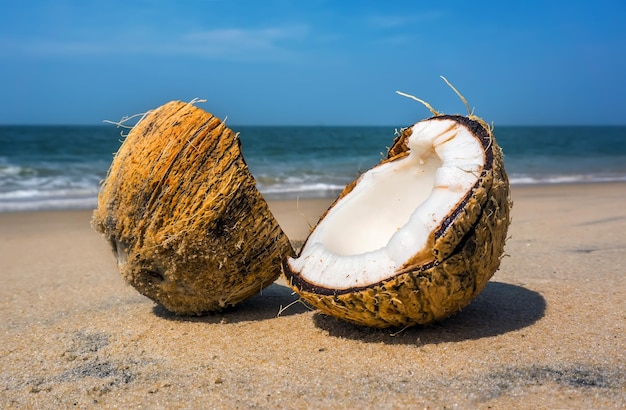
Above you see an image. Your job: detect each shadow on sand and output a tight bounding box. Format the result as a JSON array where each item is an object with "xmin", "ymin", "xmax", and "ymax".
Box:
[
  {"xmin": 152, "ymin": 282, "xmax": 308, "ymax": 324},
  {"xmin": 312, "ymin": 281, "xmax": 546, "ymax": 345},
  {"xmin": 151, "ymin": 281, "xmax": 545, "ymax": 344}
]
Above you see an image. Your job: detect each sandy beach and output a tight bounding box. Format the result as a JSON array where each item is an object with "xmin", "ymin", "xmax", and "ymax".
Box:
[{"xmin": 1, "ymin": 182, "xmax": 624, "ymax": 408}]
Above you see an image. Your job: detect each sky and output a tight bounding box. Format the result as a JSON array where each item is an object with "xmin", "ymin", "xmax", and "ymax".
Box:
[{"xmin": 1, "ymin": 0, "xmax": 625, "ymax": 126}]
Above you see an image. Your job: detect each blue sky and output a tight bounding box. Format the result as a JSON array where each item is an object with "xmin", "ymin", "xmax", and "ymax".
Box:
[{"xmin": 1, "ymin": 0, "xmax": 625, "ymax": 126}]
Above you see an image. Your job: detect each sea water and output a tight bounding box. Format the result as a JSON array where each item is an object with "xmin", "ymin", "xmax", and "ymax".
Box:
[{"xmin": 1, "ymin": 124, "xmax": 625, "ymax": 212}]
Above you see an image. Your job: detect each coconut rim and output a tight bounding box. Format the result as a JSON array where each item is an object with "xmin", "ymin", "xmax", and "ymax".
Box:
[{"xmin": 284, "ymin": 114, "xmax": 496, "ymax": 296}]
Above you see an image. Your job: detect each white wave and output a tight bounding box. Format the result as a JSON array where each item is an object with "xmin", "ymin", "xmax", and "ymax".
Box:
[
  {"xmin": 0, "ymin": 188, "xmax": 99, "ymax": 212},
  {"xmin": 0, "ymin": 164, "xmax": 29, "ymax": 177},
  {"xmin": 509, "ymin": 173, "xmax": 626, "ymax": 185},
  {"xmin": 260, "ymin": 182, "xmax": 345, "ymax": 193},
  {"xmin": 0, "ymin": 196, "xmax": 98, "ymax": 212},
  {"xmin": 2, "ymin": 172, "xmax": 626, "ymax": 212}
]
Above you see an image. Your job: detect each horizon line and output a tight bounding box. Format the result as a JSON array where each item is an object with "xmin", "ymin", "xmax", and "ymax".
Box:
[{"xmin": 1, "ymin": 122, "xmax": 626, "ymax": 128}]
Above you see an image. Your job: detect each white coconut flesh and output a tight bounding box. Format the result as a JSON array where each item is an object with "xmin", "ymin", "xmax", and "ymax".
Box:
[{"xmin": 287, "ymin": 118, "xmax": 486, "ymax": 290}]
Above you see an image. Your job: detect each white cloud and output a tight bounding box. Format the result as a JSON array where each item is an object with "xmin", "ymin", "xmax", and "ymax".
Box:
[
  {"xmin": 367, "ymin": 12, "xmax": 443, "ymax": 29},
  {"xmin": 173, "ymin": 25, "xmax": 309, "ymax": 59},
  {"xmin": 3, "ymin": 24, "xmax": 310, "ymax": 62}
]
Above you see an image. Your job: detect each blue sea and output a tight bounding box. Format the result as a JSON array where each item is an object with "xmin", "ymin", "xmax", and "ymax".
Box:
[{"xmin": 1, "ymin": 124, "xmax": 625, "ymax": 212}]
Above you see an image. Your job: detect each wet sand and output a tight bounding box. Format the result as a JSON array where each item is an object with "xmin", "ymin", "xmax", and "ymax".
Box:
[{"xmin": 1, "ymin": 183, "xmax": 624, "ymax": 408}]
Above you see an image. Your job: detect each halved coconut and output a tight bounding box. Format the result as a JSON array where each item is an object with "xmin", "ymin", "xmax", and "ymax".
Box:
[
  {"xmin": 284, "ymin": 114, "xmax": 511, "ymax": 328},
  {"xmin": 92, "ymin": 100, "xmax": 294, "ymax": 315}
]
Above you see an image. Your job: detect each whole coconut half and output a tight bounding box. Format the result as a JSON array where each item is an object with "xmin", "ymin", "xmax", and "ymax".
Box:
[
  {"xmin": 284, "ymin": 114, "xmax": 511, "ymax": 328},
  {"xmin": 93, "ymin": 100, "xmax": 294, "ymax": 315}
]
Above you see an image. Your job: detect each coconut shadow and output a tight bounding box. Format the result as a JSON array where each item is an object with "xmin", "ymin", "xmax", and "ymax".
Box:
[
  {"xmin": 312, "ymin": 281, "xmax": 546, "ymax": 345},
  {"xmin": 151, "ymin": 283, "xmax": 308, "ymax": 323}
]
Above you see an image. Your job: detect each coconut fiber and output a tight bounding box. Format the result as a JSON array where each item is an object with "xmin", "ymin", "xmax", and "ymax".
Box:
[{"xmin": 92, "ymin": 101, "xmax": 294, "ymax": 314}]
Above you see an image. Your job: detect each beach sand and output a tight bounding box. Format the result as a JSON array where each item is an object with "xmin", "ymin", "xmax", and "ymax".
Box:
[{"xmin": 1, "ymin": 183, "xmax": 624, "ymax": 408}]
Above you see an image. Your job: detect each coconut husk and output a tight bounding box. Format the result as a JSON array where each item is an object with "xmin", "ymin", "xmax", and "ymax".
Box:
[
  {"xmin": 92, "ymin": 101, "xmax": 294, "ymax": 315},
  {"xmin": 284, "ymin": 114, "xmax": 511, "ymax": 328}
]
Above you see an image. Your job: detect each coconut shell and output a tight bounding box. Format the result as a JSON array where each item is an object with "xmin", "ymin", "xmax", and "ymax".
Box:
[
  {"xmin": 284, "ymin": 114, "xmax": 511, "ymax": 328},
  {"xmin": 92, "ymin": 101, "xmax": 294, "ymax": 315}
]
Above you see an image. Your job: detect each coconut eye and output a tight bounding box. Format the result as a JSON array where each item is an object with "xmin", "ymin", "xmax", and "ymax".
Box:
[{"xmin": 284, "ymin": 115, "xmax": 511, "ymax": 328}]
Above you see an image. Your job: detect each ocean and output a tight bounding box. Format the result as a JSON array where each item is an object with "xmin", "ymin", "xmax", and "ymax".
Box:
[{"xmin": 1, "ymin": 124, "xmax": 625, "ymax": 212}]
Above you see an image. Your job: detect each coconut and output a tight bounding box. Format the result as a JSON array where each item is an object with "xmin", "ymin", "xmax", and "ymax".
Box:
[
  {"xmin": 92, "ymin": 100, "xmax": 294, "ymax": 315},
  {"xmin": 283, "ymin": 111, "xmax": 511, "ymax": 328}
]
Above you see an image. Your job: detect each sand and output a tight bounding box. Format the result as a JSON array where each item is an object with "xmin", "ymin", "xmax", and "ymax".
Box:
[{"xmin": 1, "ymin": 183, "xmax": 624, "ymax": 409}]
